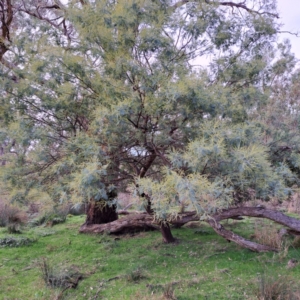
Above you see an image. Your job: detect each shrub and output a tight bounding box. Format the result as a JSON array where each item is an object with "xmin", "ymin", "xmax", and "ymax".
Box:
[
  {"xmin": 292, "ymin": 236, "xmax": 300, "ymax": 248},
  {"xmin": 29, "ymin": 205, "xmax": 69, "ymax": 227},
  {"xmin": 7, "ymin": 223, "xmax": 22, "ymax": 234},
  {"xmin": 287, "ymin": 193, "xmax": 300, "ymax": 214},
  {"xmin": 253, "ymin": 221, "xmax": 282, "ymax": 249},
  {"xmin": 163, "ymin": 283, "xmax": 177, "ymax": 300},
  {"xmin": 0, "ymin": 236, "xmax": 35, "ymax": 247},
  {"xmin": 254, "ymin": 273, "xmax": 300, "ymax": 300},
  {"xmin": 126, "ymin": 267, "xmax": 147, "ymax": 283},
  {"xmin": 0, "ymin": 203, "xmax": 28, "ymax": 231},
  {"xmin": 38, "ymin": 258, "xmax": 82, "ymax": 289}
]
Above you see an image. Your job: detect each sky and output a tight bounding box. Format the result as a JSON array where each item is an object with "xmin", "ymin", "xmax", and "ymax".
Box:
[{"xmin": 277, "ymin": 0, "xmax": 300, "ymax": 59}]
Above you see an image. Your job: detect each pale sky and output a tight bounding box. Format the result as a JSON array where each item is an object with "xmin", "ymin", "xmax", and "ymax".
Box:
[{"xmin": 277, "ymin": 0, "xmax": 300, "ymax": 60}]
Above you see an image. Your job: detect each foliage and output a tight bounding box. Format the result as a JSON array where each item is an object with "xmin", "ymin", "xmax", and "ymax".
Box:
[
  {"xmin": 1, "ymin": 0, "xmax": 300, "ymax": 250},
  {"xmin": 137, "ymin": 120, "xmax": 291, "ymax": 220},
  {"xmin": 0, "ymin": 1, "xmax": 284, "ymax": 196}
]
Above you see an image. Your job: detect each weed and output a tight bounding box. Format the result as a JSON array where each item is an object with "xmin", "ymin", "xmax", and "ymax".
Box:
[
  {"xmin": 29, "ymin": 214, "xmax": 47, "ymax": 227},
  {"xmin": 0, "ymin": 203, "xmax": 27, "ymax": 231},
  {"xmin": 253, "ymin": 221, "xmax": 282, "ymax": 249},
  {"xmin": 287, "ymin": 258, "xmax": 298, "ymax": 269},
  {"xmin": 29, "ymin": 205, "xmax": 69, "ymax": 227},
  {"xmin": 7, "ymin": 223, "xmax": 22, "ymax": 234},
  {"xmin": 133, "ymin": 291, "xmax": 165, "ymax": 300},
  {"xmin": 98, "ymin": 233, "xmax": 118, "ymax": 251},
  {"xmin": 287, "ymin": 193, "xmax": 300, "ymax": 214},
  {"xmin": 292, "ymin": 236, "xmax": 300, "ymax": 248},
  {"xmin": 254, "ymin": 273, "xmax": 300, "ymax": 300},
  {"xmin": 38, "ymin": 258, "xmax": 83, "ymax": 289},
  {"xmin": 163, "ymin": 283, "xmax": 177, "ymax": 300},
  {"xmin": 126, "ymin": 267, "xmax": 147, "ymax": 283},
  {"xmin": 46, "ymin": 244, "xmax": 59, "ymax": 253},
  {"xmin": 277, "ymin": 240, "xmax": 291, "ymax": 262}
]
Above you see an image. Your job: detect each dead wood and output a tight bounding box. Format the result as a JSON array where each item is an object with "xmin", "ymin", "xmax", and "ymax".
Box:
[{"xmin": 79, "ymin": 212, "xmax": 159, "ymax": 234}]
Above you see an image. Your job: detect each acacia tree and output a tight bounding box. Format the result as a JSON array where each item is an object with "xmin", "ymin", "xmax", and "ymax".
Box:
[{"xmin": 2, "ymin": 0, "xmax": 300, "ymax": 249}]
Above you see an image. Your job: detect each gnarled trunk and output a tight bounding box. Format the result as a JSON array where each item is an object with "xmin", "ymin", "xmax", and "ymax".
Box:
[
  {"xmin": 160, "ymin": 222, "xmax": 176, "ymax": 243},
  {"xmin": 144, "ymin": 194, "xmax": 175, "ymax": 243},
  {"xmin": 84, "ymin": 200, "xmax": 118, "ymax": 225}
]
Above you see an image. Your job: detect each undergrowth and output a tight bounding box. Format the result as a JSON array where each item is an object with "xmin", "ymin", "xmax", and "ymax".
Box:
[
  {"xmin": 254, "ymin": 272, "xmax": 300, "ymax": 300},
  {"xmin": 0, "ymin": 216, "xmax": 300, "ymax": 299}
]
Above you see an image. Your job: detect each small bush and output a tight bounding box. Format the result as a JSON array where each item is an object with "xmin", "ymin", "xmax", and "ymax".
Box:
[
  {"xmin": 146, "ymin": 283, "xmax": 178, "ymax": 300},
  {"xmin": 39, "ymin": 258, "xmax": 82, "ymax": 289},
  {"xmin": 253, "ymin": 221, "xmax": 282, "ymax": 249},
  {"xmin": 0, "ymin": 203, "xmax": 28, "ymax": 233},
  {"xmin": 0, "ymin": 236, "xmax": 35, "ymax": 247},
  {"xmin": 126, "ymin": 267, "xmax": 147, "ymax": 283},
  {"xmin": 163, "ymin": 283, "xmax": 177, "ymax": 300},
  {"xmin": 287, "ymin": 193, "xmax": 300, "ymax": 214},
  {"xmin": 292, "ymin": 236, "xmax": 300, "ymax": 248},
  {"xmin": 7, "ymin": 223, "xmax": 22, "ymax": 234},
  {"xmin": 254, "ymin": 273, "xmax": 300, "ymax": 300},
  {"xmin": 29, "ymin": 205, "xmax": 69, "ymax": 227}
]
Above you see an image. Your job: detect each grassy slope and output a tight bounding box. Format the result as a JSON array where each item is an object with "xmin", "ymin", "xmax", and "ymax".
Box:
[{"xmin": 1, "ymin": 216, "xmax": 300, "ymax": 300}]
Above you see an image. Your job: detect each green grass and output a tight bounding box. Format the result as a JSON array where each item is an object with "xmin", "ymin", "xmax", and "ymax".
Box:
[{"xmin": 1, "ymin": 216, "xmax": 300, "ymax": 299}]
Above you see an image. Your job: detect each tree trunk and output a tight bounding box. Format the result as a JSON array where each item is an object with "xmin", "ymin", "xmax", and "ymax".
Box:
[
  {"xmin": 84, "ymin": 200, "xmax": 118, "ymax": 225},
  {"xmin": 160, "ymin": 222, "xmax": 176, "ymax": 243}
]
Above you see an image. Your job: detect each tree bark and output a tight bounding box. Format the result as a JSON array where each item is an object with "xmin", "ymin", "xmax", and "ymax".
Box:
[
  {"xmin": 160, "ymin": 222, "xmax": 176, "ymax": 243},
  {"xmin": 206, "ymin": 218, "xmax": 277, "ymax": 252},
  {"xmin": 80, "ymin": 212, "xmax": 158, "ymax": 233},
  {"xmin": 213, "ymin": 206, "xmax": 300, "ymax": 232},
  {"xmin": 84, "ymin": 200, "xmax": 118, "ymax": 225}
]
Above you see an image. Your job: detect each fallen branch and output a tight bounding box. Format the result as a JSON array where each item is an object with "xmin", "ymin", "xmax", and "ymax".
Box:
[
  {"xmin": 79, "ymin": 212, "xmax": 159, "ymax": 234},
  {"xmin": 79, "ymin": 206, "xmax": 300, "ymax": 252},
  {"xmin": 214, "ymin": 206, "xmax": 300, "ymax": 232},
  {"xmin": 206, "ymin": 218, "xmax": 277, "ymax": 252}
]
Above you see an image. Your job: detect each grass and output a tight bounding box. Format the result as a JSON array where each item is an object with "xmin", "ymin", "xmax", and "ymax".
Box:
[{"xmin": 1, "ymin": 216, "xmax": 300, "ymax": 299}]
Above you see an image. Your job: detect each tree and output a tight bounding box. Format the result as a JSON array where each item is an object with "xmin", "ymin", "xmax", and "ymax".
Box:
[{"xmin": 2, "ymin": 0, "xmax": 300, "ymax": 250}]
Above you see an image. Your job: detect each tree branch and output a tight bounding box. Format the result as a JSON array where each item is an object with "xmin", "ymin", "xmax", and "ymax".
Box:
[{"xmin": 172, "ymin": 0, "xmax": 279, "ymax": 18}]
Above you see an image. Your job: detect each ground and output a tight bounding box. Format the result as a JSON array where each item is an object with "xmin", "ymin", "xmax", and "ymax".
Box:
[{"xmin": 1, "ymin": 215, "xmax": 300, "ymax": 299}]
